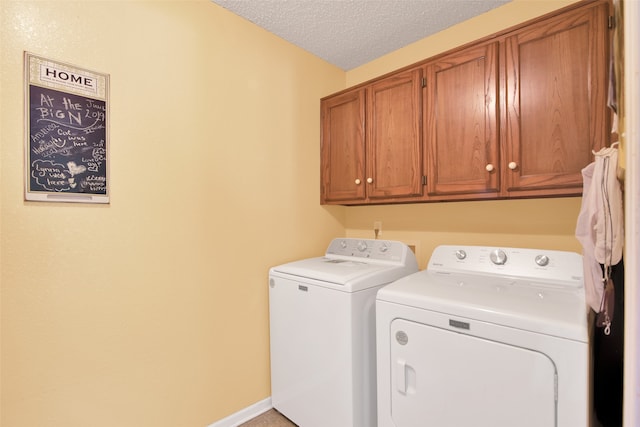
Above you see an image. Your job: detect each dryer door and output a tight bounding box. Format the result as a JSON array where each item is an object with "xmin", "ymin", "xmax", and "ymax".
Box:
[{"xmin": 390, "ymin": 318, "xmax": 557, "ymax": 427}]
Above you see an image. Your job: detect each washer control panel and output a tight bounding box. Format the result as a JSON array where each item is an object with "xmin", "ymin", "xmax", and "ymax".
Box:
[
  {"xmin": 325, "ymin": 238, "xmax": 410, "ymax": 263},
  {"xmin": 428, "ymin": 245, "xmax": 583, "ymax": 285}
]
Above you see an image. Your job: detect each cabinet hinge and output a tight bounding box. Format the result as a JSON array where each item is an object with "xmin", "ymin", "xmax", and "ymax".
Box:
[
  {"xmin": 422, "ymin": 176, "xmax": 427, "ymax": 185},
  {"xmin": 421, "ymin": 77, "xmax": 427, "ymax": 88},
  {"xmin": 608, "ymin": 15, "xmax": 615, "ymax": 29}
]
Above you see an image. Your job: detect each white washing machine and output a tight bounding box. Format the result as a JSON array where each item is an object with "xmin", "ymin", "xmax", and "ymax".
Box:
[
  {"xmin": 269, "ymin": 238, "xmax": 418, "ymax": 427},
  {"xmin": 376, "ymin": 245, "xmax": 589, "ymax": 427}
]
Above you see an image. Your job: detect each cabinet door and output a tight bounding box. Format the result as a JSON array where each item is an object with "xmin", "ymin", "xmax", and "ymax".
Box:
[
  {"xmin": 366, "ymin": 68, "xmax": 423, "ymax": 200},
  {"xmin": 425, "ymin": 43, "xmax": 499, "ymax": 197},
  {"xmin": 320, "ymin": 88, "xmax": 366, "ymax": 203},
  {"xmin": 504, "ymin": 3, "xmax": 609, "ymax": 196}
]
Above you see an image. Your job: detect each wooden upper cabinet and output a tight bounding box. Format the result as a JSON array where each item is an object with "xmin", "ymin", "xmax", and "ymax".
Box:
[
  {"xmin": 503, "ymin": 2, "xmax": 609, "ymax": 196},
  {"xmin": 320, "ymin": 88, "xmax": 366, "ymax": 203},
  {"xmin": 320, "ymin": 0, "xmax": 610, "ymax": 205},
  {"xmin": 425, "ymin": 42, "xmax": 499, "ymax": 198},
  {"xmin": 320, "ymin": 68, "xmax": 423, "ymax": 204},
  {"xmin": 366, "ymin": 68, "xmax": 424, "ymax": 200}
]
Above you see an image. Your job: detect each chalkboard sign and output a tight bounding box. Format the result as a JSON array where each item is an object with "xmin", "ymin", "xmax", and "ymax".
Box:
[{"xmin": 25, "ymin": 53, "xmax": 109, "ymax": 203}]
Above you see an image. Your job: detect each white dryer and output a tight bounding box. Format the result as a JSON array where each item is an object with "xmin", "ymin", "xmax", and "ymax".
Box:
[
  {"xmin": 269, "ymin": 238, "xmax": 418, "ymax": 427},
  {"xmin": 376, "ymin": 245, "xmax": 589, "ymax": 427}
]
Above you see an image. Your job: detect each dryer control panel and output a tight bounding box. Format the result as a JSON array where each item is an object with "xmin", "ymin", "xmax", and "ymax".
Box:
[
  {"xmin": 326, "ymin": 238, "xmax": 411, "ymax": 264},
  {"xmin": 428, "ymin": 245, "xmax": 583, "ymax": 286}
]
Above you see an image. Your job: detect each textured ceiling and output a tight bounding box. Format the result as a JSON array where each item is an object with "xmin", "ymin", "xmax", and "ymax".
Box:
[{"xmin": 211, "ymin": 0, "xmax": 511, "ymax": 70}]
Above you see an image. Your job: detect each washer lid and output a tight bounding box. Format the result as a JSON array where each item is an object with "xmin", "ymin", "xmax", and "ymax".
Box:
[
  {"xmin": 271, "ymin": 256, "xmax": 417, "ymax": 291},
  {"xmin": 270, "ymin": 238, "xmax": 419, "ymax": 292},
  {"xmin": 377, "ymin": 269, "xmax": 588, "ymax": 342}
]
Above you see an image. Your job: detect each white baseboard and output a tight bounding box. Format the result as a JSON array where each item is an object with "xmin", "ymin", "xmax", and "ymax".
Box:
[{"xmin": 207, "ymin": 397, "xmax": 272, "ymax": 427}]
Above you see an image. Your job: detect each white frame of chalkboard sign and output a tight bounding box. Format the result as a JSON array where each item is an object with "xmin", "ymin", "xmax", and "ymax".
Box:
[{"xmin": 24, "ymin": 52, "xmax": 110, "ymax": 204}]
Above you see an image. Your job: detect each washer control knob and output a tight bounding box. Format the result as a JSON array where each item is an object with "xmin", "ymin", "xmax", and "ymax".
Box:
[
  {"xmin": 535, "ymin": 254, "xmax": 550, "ymax": 267},
  {"xmin": 357, "ymin": 241, "xmax": 368, "ymax": 252},
  {"xmin": 455, "ymin": 250, "xmax": 467, "ymax": 260},
  {"xmin": 490, "ymin": 249, "xmax": 507, "ymax": 265},
  {"xmin": 379, "ymin": 242, "xmax": 389, "ymax": 252},
  {"xmin": 340, "ymin": 240, "xmax": 348, "ymax": 249}
]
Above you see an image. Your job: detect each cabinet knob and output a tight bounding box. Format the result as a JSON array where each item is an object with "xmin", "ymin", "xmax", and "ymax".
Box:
[
  {"xmin": 367, "ymin": 177, "xmax": 373, "ymax": 184},
  {"xmin": 508, "ymin": 161, "xmax": 518, "ymax": 170},
  {"xmin": 355, "ymin": 179, "xmax": 361, "ymax": 185},
  {"xmin": 485, "ymin": 164, "xmax": 494, "ymax": 172}
]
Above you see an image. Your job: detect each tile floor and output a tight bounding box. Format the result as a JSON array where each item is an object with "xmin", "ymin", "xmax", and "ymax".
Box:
[
  {"xmin": 238, "ymin": 409, "xmax": 297, "ymax": 427},
  {"xmin": 239, "ymin": 408, "xmax": 604, "ymax": 426}
]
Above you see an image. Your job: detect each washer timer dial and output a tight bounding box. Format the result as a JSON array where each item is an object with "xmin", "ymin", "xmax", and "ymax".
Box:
[
  {"xmin": 490, "ymin": 249, "xmax": 508, "ymax": 265},
  {"xmin": 455, "ymin": 250, "xmax": 467, "ymax": 260},
  {"xmin": 535, "ymin": 255, "xmax": 550, "ymax": 267}
]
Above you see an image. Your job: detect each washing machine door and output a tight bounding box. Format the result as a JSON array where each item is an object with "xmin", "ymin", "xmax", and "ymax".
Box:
[{"xmin": 390, "ymin": 318, "xmax": 557, "ymax": 427}]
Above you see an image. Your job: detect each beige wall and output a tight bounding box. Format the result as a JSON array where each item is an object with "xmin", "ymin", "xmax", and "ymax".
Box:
[
  {"xmin": 0, "ymin": 1, "xmax": 345, "ymax": 426},
  {"xmin": 344, "ymin": 0, "xmax": 584, "ymax": 269},
  {"xmin": 1, "ymin": 0, "xmax": 591, "ymax": 426},
  {"xmin": 345, "ymin": 198, "xmax": 583, "ymax": 270}
]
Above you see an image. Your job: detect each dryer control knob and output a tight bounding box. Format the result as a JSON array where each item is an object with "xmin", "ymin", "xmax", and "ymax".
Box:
[
  {"xmin": 455, "ymin": 250, "xmax": 467, "ymax": 260},
  {"xmin": 395, "ymin": 331, "xmax": 408, "ymax": 345},
  {"xmin": 490, "ymin": 249, "xmax": 507, "ymax": 265},
  {"xmin": 535, "ymin": 255, "xmax": 550, "ymax": 267}
]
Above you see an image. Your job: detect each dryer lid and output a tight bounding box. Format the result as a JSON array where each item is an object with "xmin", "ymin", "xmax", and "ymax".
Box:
[
  {"xmin": 377, "ymin": 245, "xmax": 588, "ymax": 342},
  {"xmin": 378, "ymin": 269, "xmax": 588, "ymax": 342}
]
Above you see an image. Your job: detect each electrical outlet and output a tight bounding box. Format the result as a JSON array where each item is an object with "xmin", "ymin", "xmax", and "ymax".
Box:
[{"xmin": 374, "ymin": 221, "xmax": 382, "ymax": 238}]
